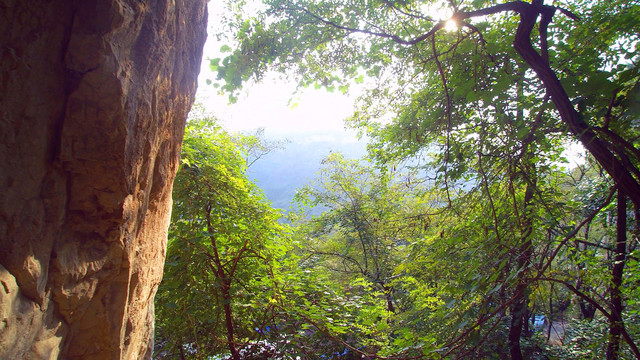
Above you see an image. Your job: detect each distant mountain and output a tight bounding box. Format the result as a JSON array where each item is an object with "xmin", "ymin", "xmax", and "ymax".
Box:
[{"xmin": 247, "ymin": 132, "xmax": 368, "ymax": 211}]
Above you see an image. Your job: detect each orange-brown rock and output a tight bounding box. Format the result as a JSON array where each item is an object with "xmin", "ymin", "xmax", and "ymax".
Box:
[{"xmin": 0, "ymin": 1, "xmax": 207, "ymax": 358}]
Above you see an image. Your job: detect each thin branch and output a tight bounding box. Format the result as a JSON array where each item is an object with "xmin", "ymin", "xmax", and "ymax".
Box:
[
  {"xmin": 478, "ymin": 151, "xmax": 503, "ymax": 245},
  {"xmin": 603, "ymin": 88, "xmax": 620, "ymax": 129},
  {"xmin": 381, "ymin": 0, "xmax": 434, "ymax": 22},
  {"xmin": 534, "ymin": 186, "xmax": 616, "ymax": 278},
  {"xmin": 441, "ymin": 290, "xmax": 524, "ymax": 357},
  {"xmin": 431, "ymin": 35, "xmax": 454, "ymax": 207},
  {"xmin": 308, "ymin": 249, "xmax": 367, "ymax": 276}
]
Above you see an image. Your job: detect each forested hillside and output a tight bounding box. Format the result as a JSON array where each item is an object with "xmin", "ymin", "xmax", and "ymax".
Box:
[
  {"xmin": 155, "ymin": 1, "xmax": 640, "ymax": 359},
  {"xmin": 248, "ymin": 135, "xmax": 367, "ymax": 210}
]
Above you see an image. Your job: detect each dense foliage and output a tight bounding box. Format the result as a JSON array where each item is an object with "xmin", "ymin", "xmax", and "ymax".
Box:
[
  {"xmin": 156, "ymin": 0, "xmax": 640, "ymax": 359},
  {"xmin": 155, "ymin": 117, "xmax": 291, "ymax": 359}
]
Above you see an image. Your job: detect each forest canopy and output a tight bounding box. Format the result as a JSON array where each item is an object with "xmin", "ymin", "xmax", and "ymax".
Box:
[{"xmin": 155, "ymin": 1, "xmax": 640, "ymax": 359}]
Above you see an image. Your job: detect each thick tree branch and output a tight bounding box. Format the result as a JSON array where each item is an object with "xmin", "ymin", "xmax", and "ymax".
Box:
[{"xmin": 510, "ymin": 4, "xmax": 640, "ymax": 208}]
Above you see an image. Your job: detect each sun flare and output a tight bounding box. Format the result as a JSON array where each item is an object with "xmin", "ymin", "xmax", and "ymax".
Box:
[{"xmin": 444, "ymin": 18, "xmax": 458, "ymax": 32}]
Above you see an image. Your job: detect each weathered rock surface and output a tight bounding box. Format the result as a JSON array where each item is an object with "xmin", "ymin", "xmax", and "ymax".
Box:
[{"xmin": 0, "ymin": 0, "xmax": 207, "ymax": 358}]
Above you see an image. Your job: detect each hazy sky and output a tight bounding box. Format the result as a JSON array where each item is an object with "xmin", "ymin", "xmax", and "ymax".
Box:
[
  {"xmin": 196, "ymin": 4, "xmax": 362, "ymax": 140},
  {"xmin": 197, "ymin": 73, "xmax": 360, "ymax": 138}
]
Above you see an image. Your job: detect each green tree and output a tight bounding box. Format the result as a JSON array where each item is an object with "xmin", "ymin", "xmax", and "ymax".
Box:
[
  {"xmin": 155, "ymin": 116, "xmax": 289, "ymax": 359},
  {"xmin": 295, "ymin": 153, "xmax": 431, "ymax": 313},
  {"xmin": 292, "ymin": 153, "xmax": 439, "ymax": 357}
]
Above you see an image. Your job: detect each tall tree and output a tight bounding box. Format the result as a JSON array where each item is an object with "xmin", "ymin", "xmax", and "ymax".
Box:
[
  {"xmin": 295, "ymin": 153, "xmax": 432, "ymax": 313},
  {"xmin": 155, "ymin": 116, "xmax": 288, "ymax": 359}
]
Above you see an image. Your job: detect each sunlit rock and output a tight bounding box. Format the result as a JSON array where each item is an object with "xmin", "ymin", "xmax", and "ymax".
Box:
[{"xmin": 0, "ymin": 1, "xmax": 207, "ymax": 358}]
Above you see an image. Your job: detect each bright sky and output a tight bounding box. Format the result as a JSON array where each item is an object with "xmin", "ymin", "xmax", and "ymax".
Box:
[
  {"xmin": 196, "ymin": 4, "xmax": 362, "ymax": 141},
  {"xmin": 196, "ymin": 74, "xmax": 360, "ymax": 139}
]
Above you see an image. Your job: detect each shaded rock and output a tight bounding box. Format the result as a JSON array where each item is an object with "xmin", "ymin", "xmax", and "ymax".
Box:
[{"xmin": 0, "ymin": 0, "xmax": 208, "ymax": 358}]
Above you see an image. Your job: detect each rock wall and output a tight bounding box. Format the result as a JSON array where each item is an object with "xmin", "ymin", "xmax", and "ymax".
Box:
[{"xmin": 0, "ymin": 0, "xmax": 207, "ymax": 358}]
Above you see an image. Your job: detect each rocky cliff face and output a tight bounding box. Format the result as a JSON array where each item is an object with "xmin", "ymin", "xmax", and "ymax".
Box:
[{"xmin": 0, "ymin": 1, "xmax": 207, "ymax": 358}]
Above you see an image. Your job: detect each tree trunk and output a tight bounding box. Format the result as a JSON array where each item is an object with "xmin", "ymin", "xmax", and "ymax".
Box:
[
  {"xmin": 508, "ymin": 179, "xmax": 535, "ymax": 360},
  {"xmin": 508, "ymin": 291, "xmax": 526, "ymax": 360},
  {"xmin": 207, "ymin": 211, "xmax": 241, "ymax": 360},
  {"xmin": 576, "ymin": 276, "xmax": 597, "ymax": 321},
  {"xmin": 221, "ymin": 281, "xmax": 241, "ymax": 360},
  {"xmin": 180, "ymin": 343, "xmax": 187, "ymax": 360},
  {"xmin": 576, "ymin": 224, "xmax": 597, "ymax": 321},
  {"xmin": 386, "ymin": 292, "xmax": 396, "ymax": 313},
  {"xmin": 606, "ymin": 190, "xmax": 627, "ymax": 360}
]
